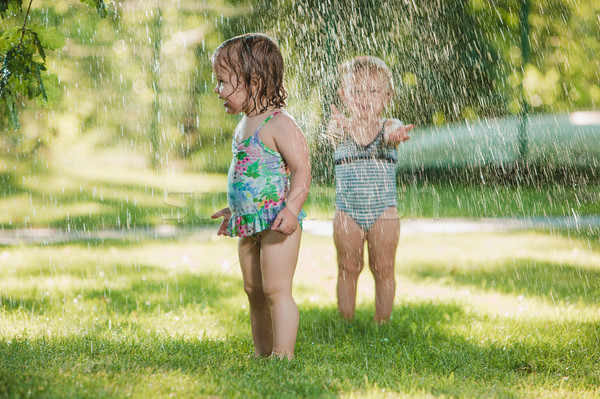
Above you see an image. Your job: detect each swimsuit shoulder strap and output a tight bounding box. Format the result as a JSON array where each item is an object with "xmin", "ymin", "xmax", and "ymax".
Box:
[
  {"xmin": 377, "ymin": 118, "xmax": 387, "ymax": 140},
  {"xmin": 365, "ymin": 118, "xmax": 387, "ymax": 149},
  {"xmin": 254, "ymin": 110, "xmax": 283, "ymax": 136}
]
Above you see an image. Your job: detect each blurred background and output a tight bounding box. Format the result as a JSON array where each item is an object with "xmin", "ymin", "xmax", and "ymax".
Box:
[{"xmin": 1, "ymin": 0, "xmax": 599, "ymax": 233}]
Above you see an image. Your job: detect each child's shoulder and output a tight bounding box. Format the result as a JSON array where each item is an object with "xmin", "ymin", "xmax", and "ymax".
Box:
[
  {"xmin": 263, "ymin": 110, "xmax": 302, "ymax": 136},
  {"xmin": 384, "ymin": 118, "xmax": 403, "ymax": 128},
  {"xmin": 383, "ymin": 118, "xmax": 403, "ymax": 134},
  {"xmin": 258, "ymin": 110, "xmax": 306, "ymax": 154}
]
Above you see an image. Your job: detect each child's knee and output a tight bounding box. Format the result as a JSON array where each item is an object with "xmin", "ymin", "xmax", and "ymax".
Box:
[
  {"xmin": 339, "ymin": 262, "xmax": 364, "ymax": 279},
  {"xmin": 243, "ymin": 283, "xmax": 265, "ymax": 300},
  {"xmin": 262, "ymin": 285, "xmax": 290, "ymax": 305},
  {"xmin": 369, "ymin": 263, "xmax": 395, "ymax": 281}
]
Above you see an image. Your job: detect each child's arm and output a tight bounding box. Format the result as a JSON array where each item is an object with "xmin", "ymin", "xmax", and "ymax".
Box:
[
  {"xmin": 324, "ymin": 105, "xmax": 349, "ymax": 147},
  {"xmin": 270, "ymin": 117, "xmax": 311, "ymax": 235},
  {"xmin": 211, "ymin": 207, "xmax": 232, "ymax": 236},
  {"xmin": 384, "ymin": 118, "xmax": 413, "ymax": 146}
]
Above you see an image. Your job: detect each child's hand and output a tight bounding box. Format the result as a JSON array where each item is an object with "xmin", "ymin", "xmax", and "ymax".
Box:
[
  {"xmin": 211, "ymin": 207, "xmax": 232, "ymax": 236},
  {"xmin": 271, "ymin": 207, "xmax": 299, "ymax": 235},
  {"xmin": 326, "ymin": 104, "xmax": 350, "ymax": 143},
  {"xmin": 384, "ymin": 119, "xmax": 413, "ymax": 145},
  {"xmin": 330, "ymin": 104, "xmax": 350, "ymax": 129}
]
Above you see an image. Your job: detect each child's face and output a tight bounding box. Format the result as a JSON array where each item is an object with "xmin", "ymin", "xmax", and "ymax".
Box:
[
  {"xmin": 340, "ymin": 70, "xmax": 391, "ymax": 120},
  {"xmin": 213, "ymin": 62, "xmax": 250, "ymax": 115}
]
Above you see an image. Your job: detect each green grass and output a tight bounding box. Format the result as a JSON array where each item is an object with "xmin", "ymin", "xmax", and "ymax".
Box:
[
  {"xmin": 3, "ymin": 151, "xmax": 600, "ymax": 230},
  {"xmin": 307, "ymin": 182, "xmax": 600, "ymax": 220},
  {"xmin": 1, "ymin": 231, "xmax": 599, "ymax": 398}
]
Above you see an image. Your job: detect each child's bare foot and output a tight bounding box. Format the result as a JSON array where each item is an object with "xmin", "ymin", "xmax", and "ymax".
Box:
[{"xmin": 271, "ymin": 351, "xmax": 294, "ymax": 360}]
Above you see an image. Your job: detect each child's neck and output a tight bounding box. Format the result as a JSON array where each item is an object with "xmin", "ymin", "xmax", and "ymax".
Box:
[
  {"xmin": 353, "ymin": 114, "xmax": 382, "ymax": 127},
  {"xmin": 349, "ymin": 115, "xmax": 383, "ymax": 145},
  {"xmin": 245, "ymin": 106, "xmax": 278, "ymax": 119}
]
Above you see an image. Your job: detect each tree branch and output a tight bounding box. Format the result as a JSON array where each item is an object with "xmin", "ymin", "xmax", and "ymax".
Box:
[{"xmin": 17, "ymin": 0, "xmax": 34, "ymax": 51}]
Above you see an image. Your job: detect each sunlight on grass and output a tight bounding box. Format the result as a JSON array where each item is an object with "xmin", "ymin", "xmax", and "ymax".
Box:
[
  {"xmin": 0, "ymin": 194, "xmax": 31, "ymax": 225},
  {"xmin": 1, "ymin": 230, "xmax": 599, "ymax": 397},
  {"xmin": 5, "ymin": 154, "xmax": 228, "ymax": 228},
  {"xmin": 51, "ymin": 130, "xmax": 227, "ymax": 194},
  {"xmin": 398, "ymin": 232, "xmax": 600, "ymax": 319},
  {"xmin": 0, "ymin": 238, "xmax": 247, "ymax": 341}
]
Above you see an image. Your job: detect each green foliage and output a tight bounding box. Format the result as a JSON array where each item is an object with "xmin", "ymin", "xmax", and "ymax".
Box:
[
  {"xmin": 0, "ymin": 24, "xmax": 63, "ymax": 129},
  {"xmin": 222, "ymin": 0, "xmax": 506, "ymax": 124},
  {"xmin": 1, "ymin": 0, "xmax": 598, "ymax": 174},
  {"xmin": 79, "ymin": 0, "xmax": 116, "ymax": 19},
  {"xmin": 211, "ymin": 0, "xmax": 600, "ymax": 180},
  {"xmin": 0, "ymin": 0, "xmax": 115, "ymax": 134},
  {"xmin": 218, "ymin": 0, "xmax": 507, "ymax": 182},
  {"xmin": 0, "ymin": 0, "xmax": 23, "ymax": 18},
  {"xmin": 470, "ymin": 0, "xmax": 600, "ymax": 113}
]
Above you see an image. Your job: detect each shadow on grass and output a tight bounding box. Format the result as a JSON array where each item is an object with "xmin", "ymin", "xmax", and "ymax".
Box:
[
  {"xmin": 84, "ymin": 272, "xmax": 242, "ymax": 313},
  {"xmin": 1, "ymin": 265, "xmax": 241, "ymax": 315},
  {"xmin": 0, "ymin": 172, "xmax": 25, "ymax": 197},
  {"xmin": 1, "ymin": 303, "xmax": 598, "ymax": 398},
  {"xmin": 553, "ymin": 227, "xmax": 600, "ymax": 249},
  {"xmin": 0, "ymin": 177, "xmax": 228, "ymax": 230},
  {"xmin": 407, "ymin": 259, "xmax": 600, "ymax": 306}
]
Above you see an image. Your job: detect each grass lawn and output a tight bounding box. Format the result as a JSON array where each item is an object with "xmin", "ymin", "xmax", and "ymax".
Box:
[
  {"xmin": 1, "ymin": 229, "xmax": 599, "ymax": 398},
  {"xmin": 2, "ymin": 128, "xmax": 599, "ymax": 397},
  {"xmin": 3, "ymin": 124, "xmax": 600, "ymax": 231},
  {"xmin": 2, "ymin": 150, "xmax": 600, "ymax": 230}
]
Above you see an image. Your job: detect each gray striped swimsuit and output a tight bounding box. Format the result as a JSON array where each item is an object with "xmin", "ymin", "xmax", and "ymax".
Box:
[{"xmin": 334, "ymin": 121, "xmax": 398, "ymax": 231}]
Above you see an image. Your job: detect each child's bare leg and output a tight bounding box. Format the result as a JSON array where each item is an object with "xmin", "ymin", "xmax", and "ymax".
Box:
[
  {"xmin": 367, "ymin": 207, "xmax": 399, "ymax": 322},
  {"xmin": 334, "ymin": 210, "xmax": 366, "ymax": 320},
  {"xmin": 239, "ymin": 236, "xmax": 273, "ymax": 356},
  {"xmin": 260, "ymin": 228, "xmax": 302, "ymax": 359}
]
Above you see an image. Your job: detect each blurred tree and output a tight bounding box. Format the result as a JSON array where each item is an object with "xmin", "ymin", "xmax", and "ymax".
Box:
[
  {"xmin": 0, "ymin": 0, "xmax": 115, "ymax": 135},
  {"xmin": 3, "ymin": 0, "xmax": 597, "ymax": 174},
  {"xmin": 148, "ymin": 6, "xmax": 162, "ymax": 169},
  {"xmin": 195, "ymin": 0, "xmax": 599, "ymax": 178},
  {"xmin": 210, "ymin": 0, "xmax": 506, "ymax": 181},
  {"xmin": 1, "ymin": 0, "xmax": 62, "ymax": 132},
  {"xmin": 176, "ymin": 3, "xmax": 249, "ymax": 173},
  {"xmin": 471, "ymin": 0, "xmax": 600, "ymax": 113}
]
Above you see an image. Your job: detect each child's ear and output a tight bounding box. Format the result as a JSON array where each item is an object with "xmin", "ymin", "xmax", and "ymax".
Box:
[{"xmin": 250, "ymin": 75, "xmax": 261, "ymax": 91}]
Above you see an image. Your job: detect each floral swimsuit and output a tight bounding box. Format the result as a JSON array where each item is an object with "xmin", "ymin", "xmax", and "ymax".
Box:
[{"xmin": 226, "ymin": 111, "xmax": 306, "ymax": 237}]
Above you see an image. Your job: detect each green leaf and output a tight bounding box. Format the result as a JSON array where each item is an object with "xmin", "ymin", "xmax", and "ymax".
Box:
[
  {"xmin": 39, "ymin": 72, "xmax": 60, "ymax": 105},
  {"xmin": 79, "ymin": 0, "xmax": 116, "ymax": 19},
  {"xmin": 4, "ymin": 93, "xmax": 20, "ymax": 129},
  {"xmin": 31, "ymin": 31, "xmax": 46, "ymax": 61},
  {"xmin": 31, "ymin": 60, "xmax": 47, "ymax": 101},
  {"xmin": 28, "ymin": 25, "xmax": 64, "ymax": 51},
  {"xmin": 0, "ymin": 27, "xmax": 24, "ymax": 50}
]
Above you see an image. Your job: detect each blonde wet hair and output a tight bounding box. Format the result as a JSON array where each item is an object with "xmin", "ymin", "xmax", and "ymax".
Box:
[
  {"xmin": 339, "ymin": 56, "xmax": 394, "ymax": 95},
  {"xmin": 212, "ymin": 33, "xmax": 287, "ymax": 114}
]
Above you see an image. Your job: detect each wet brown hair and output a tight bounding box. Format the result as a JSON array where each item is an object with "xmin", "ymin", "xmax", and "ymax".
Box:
[
  {"xmin": 339, "ymin": 56, "xmax": 394, "ymax": 95},
  {"xmin": 212, "ymin": 33, "xmax": 287, "ymax": 114}
]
